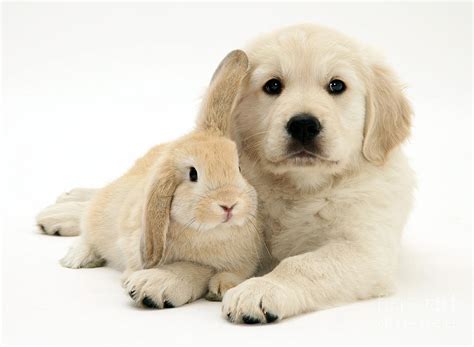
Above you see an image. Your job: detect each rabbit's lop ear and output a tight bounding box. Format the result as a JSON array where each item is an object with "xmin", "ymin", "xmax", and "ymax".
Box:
[
  {"xmin": 197, "ymin": 50, "xmax": 249, "ymax": 135},
  {"xmin": 140, "ymin": 157, "xmax": 177, "ymax": 269}
]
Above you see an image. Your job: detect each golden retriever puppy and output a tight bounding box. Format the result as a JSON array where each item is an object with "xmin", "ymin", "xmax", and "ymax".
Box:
[{"xmin": 221, "ymin": 24, "xmax": 415, "ymax": 324}]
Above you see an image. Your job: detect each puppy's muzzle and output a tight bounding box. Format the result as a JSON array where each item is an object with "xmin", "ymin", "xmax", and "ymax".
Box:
[{"xmin": 286, "ymin": 113, "xmax": 322, "ymax": 145}]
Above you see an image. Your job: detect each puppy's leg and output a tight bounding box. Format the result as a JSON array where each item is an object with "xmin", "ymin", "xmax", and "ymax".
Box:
[
  {"xmin": 222, "ymin": 240, "xmax": 396, "ymax": 324},
  {"xmin": 36, "ymin": 201, "xmax": 87, "ymax": 236},
  {"xmin": 124, "ymin": 262, "xmax": 215, "ymax": 308},
  {"xmin": 56, "ymin": 188, "xmax": 98, "ymax": 203},
  {"xmin": 60, "ymin": 236, "xmax": 105, "ymax": 269}
]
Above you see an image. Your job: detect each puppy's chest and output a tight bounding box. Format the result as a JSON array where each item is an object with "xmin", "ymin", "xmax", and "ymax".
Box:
[{"xmin": 259, "ymin": 189, "xmax": 343, "ymax": 259}]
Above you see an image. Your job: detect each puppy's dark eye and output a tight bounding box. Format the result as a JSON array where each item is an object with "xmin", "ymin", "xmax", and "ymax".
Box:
[
  {"xmin": 189, "ymin": 167, "xmax": 198, "ymax": 182},
  {"xmin": 239, "ymin": 165, "xmax": 242, "ymax": 173},
  {"xmin": 328, "ymin": 79, "xmax": 346, "ymax": 95},
  {"xmin": 263, "ymin": 78, "xmax": 283, "ymax": 95}
]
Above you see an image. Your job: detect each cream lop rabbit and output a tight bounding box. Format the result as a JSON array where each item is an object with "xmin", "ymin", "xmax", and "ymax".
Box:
[{"xmin": 37, "ymin": 50, "xmax": 264, "ymax": 308}]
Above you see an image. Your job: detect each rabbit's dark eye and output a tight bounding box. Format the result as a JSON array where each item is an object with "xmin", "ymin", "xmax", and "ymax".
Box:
[
  {"xmin": 263, "ymin": 78, "xmax": 283, "ymax": 95},
  {"xmin": 189, "ymin": 167, "xmax": 198, "ymax": 182},
  {"xmin": 328, "ymin": 79, "xmax": 346, "ymax": 95}
]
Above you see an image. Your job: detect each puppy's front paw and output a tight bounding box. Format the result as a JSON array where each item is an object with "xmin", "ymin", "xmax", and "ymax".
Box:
[
  {"xmin": 222, "ymin": 277, "xmax": 289, "ymax": 324},
  {"xmin": 36, "ymin": 201, "xmax": 85, "ymax": 236},
  {"xmin": 124, "ymin": 269, "xmax": 198, "ymax": 309},
  {"xmin": 205, "ymin": 272, "xmax": 245, "ymax": 302}
]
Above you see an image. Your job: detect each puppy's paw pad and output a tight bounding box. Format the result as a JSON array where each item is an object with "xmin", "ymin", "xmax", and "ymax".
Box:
[
  {"xmin": 242, "ymin": 315, "xmax": 261, "ymax": 324},
  {"xmin": 142, "ymin": 296, "xmax": 160, "ymax": 309},
  {"xmin": 163, "ymin": 300, "xmax": 175, "ymax": 309},
  {"xmin": 263, "ymin": 311, "xmax": 279, "ymax": 323}
]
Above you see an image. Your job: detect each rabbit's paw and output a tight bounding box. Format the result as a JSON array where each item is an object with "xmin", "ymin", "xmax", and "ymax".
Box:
[
  {"xmin": 124, "ymin": 269, "xmax": 198, "ymax": 309},
  {"xmin": 60, "ymin": 238, "xmax": 105, "ymax": 269},
  {"xmin": 36, "ymin": 201, "xmax": 86, "ymax": 236},
  {"xmin": 222, "ymin": 277, "xmax": 289, "ymax": 324},
  {"xmin": 205, "ymin": 272, "xmax": 245, "ymax": 302},
  {"xmin": 56, "ymin": 188, "xmax": 98, "ymax": 203}
]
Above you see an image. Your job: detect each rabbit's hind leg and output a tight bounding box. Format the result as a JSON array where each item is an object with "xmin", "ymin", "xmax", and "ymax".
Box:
[
  {"xmin": 56, "ymin": 188, "xmax": 98, "ymax": 203},
  {"xmin": 36, "ymin": 201, "xmax": 86, "ymax": 236}
]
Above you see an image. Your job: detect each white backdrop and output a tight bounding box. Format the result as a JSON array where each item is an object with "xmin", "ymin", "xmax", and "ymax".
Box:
[{"xmin": 2, "ymin": 2, "xmax": 472, "ymax": 345}]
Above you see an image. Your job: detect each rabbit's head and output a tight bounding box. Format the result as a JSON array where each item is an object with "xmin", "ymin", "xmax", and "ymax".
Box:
[
  {"xmin": 170, "ymin": 131, "xmax": 257, "ymax": 229},
  {"xmin": 141, "ymin": 50, "xmax": 254, "ymax": 268}
]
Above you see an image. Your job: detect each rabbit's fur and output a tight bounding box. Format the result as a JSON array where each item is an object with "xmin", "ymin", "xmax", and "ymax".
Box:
[{"xmin": 38, "ymin": 51, "xmax": 265, "ymax": 307}]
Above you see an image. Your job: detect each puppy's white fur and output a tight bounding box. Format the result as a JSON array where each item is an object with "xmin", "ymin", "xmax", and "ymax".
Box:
[{"xmin": 222, "ymin": 24, "xmax": 415, "ymax": 323}]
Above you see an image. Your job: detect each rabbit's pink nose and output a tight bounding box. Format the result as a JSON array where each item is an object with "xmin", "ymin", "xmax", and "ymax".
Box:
[
  {"xmin": 220, "ymin": 203, "xmax": 236, "ymax": 222},
  {"xmin": 219, "ymin": 204, "xmax": 235, "ymax": 213}
]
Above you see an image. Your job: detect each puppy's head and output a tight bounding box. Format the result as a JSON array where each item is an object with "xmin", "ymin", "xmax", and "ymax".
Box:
[{"xmin": 233, "ymin": 24, "xmax": 412, "ymax": 177}]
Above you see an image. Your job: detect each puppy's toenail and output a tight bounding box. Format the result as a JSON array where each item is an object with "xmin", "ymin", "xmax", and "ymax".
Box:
[
  {"xmin": 264, "ymin": 311, "xmax": 278, "ymax": 323},
  {"xmin": 242, "ymin": 315, "xmax": 261, "ymax": 324},
  {"xmin": 38, "ymin": 224, "xmax": 46, "ymax": 233},
  {"xmin": 163, "ymin": 300, "xmax": 174, "ymax": 308},
  {"xmin": 54, "ymin": 230, "xmax": 61, "ymax": 236},
  {"xmin": 142, "ymin": 296, "xmax": 159, "ymax": 309},
  {"xmin": 129, "ymin": 290, "xmax": 136, "ymax": 299}
]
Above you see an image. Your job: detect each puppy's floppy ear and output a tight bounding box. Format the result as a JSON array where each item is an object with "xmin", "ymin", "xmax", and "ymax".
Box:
[
  {"xmin": 197, "ymin": 49, "xmax": 249, "ymax": 135},
  {"xmin": 140, "ymin": 155, "xmax": 177, "ymax": 269},
  {"xmin": 363, "ymin": 63, "xmax": 413, "ymax": 164}
]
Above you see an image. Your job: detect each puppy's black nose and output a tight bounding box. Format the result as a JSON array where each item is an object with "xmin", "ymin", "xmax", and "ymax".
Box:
[{"xmin": 286, "ymin": 113, "xmax": 321, "ymax": 144}]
